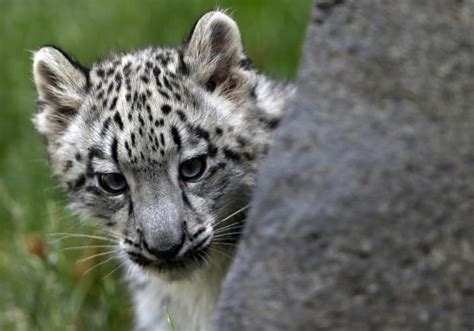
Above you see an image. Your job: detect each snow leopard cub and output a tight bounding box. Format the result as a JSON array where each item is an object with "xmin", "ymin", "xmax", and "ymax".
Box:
[{"xmin": 33, "ymin": 11, "xmax": 293, "ymax": 331}]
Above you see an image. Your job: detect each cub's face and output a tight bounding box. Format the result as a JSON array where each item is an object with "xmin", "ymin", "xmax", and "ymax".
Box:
[{"xmin": 33, "ymin": 12, "xmax": 273, "ymax": 279}]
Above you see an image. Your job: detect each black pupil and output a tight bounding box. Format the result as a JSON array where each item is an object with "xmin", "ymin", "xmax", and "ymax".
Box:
[
  {"xmin": 180, "ymin": 157, "xmax": 205, "ymax": 180},
  {"xmin": 101, "ymin": 173, "xmax": 126, "ymax": 192}
]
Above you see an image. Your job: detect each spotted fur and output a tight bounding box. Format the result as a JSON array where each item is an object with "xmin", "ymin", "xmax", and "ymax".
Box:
[{"xmin": 33, "ymin": 11, "xmax": 293, "ymax": 331}]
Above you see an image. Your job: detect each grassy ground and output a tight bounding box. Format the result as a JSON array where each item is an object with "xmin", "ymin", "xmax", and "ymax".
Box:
[{"xmin": 0, "ymin": 0, "xmax": 311, "ymax": 329}]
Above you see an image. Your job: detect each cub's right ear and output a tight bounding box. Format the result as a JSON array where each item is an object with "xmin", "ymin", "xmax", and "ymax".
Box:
[{"xmin": 32, "ymin": 46, "xmax": 89, "ymax": 139}]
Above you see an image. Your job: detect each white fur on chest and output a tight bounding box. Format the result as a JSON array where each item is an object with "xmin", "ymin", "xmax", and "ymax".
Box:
[{"xmin": 125, "ymin": 255, "xmax": 229, "ymax": 331}]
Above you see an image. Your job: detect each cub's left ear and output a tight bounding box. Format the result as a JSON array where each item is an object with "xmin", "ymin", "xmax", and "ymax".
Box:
[
  {"xmin": 32, "ymin": 46, "xmax": 88, "ymax": 139},
  {"xmin": 184, "ymin": 11, "xmax": 251, "ymax": 99}
]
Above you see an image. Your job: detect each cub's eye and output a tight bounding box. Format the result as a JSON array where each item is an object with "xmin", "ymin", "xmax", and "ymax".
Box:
[
  {"xmin": 98, "ymin": 173, "xmax": 127, "ymax": 194},
  {"xmin": 179, "ymin": 156, "xmax": 207, "ymax": 181}
]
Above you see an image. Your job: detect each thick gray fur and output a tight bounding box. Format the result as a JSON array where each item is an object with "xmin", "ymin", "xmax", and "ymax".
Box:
[{"xmin": 213, "ymin": 0, "xmax": 474, "ymax": 330}]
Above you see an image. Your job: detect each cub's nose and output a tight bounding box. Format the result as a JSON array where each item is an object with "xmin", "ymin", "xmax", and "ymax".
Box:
[{"xmin": 142, "ymin": 234, "xmax": 184, "ymax": 260}]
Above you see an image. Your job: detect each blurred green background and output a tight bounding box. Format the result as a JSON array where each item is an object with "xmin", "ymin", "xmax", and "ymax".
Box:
[{"xmin": 0, "ymin": 0, "xmax": 311, "ymax": 330}]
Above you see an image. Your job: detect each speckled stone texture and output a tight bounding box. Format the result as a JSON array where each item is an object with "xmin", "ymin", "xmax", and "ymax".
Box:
[{"xmin": 212, "ymin": 0, "xmax": 474, "ymax": 330}]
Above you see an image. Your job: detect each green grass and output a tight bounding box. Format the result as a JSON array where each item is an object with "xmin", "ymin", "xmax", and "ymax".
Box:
[{"xmin": 0, "ymin": 0, "xmax": 311, "ymax": 329}]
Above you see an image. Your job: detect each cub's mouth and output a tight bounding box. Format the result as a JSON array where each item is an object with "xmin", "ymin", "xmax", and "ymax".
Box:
[
  {"xmin": 125, "ymin": 244, "xmax": 210, "ymax": 276},
  {"xmin": 121, "ymin": 208, "xmax": 247, "ymax": 278},
  {"xmin": 121, "ymin": 224, "xmax": 215, "ymax": 277}
]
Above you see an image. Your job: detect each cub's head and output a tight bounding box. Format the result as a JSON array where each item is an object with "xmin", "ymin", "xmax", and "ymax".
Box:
[{"xmin": 33, "ymin": 11, "xmax": 284, "ymax": 279}]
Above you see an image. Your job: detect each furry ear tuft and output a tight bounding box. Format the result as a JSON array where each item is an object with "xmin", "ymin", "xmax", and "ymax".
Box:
[
  {"xmin": 184, "ymin": 11, "xmax": 251, "ymax": 99},
  {"xmin": 32, "ymin": 46, "xmax": 88, "ymax": 138}
]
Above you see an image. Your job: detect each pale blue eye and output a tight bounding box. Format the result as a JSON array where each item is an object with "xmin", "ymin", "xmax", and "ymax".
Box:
[
  {"xmin": 179, "ymin": 156, "xmax": 207, "ymax": 181},
  {"xmin": 98, "ymin": 173, "xmax": 127, "ymax": 194}
]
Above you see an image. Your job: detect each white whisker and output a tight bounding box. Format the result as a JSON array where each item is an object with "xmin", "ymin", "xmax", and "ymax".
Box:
[
  {"xmin": 101, "ymin": 260, "xmax": 127, "ymax": 280},
  {"xmin": 47, "ymin": 232, "xmax": 116, "ymax": 243},
  {"xmin": 82, "ymin": 255, "xmax": 118, "ymax": 277},
  {"xmin": 93, "ymin": 228, "xmax": 122, "ymax": 239},
  {"xmin": 211, "ymin": 241, "xmax": 239, "ymax": 247},
  {"xmin": 212, "ymin": 231, "xmax": 243, "ymax": 239},
  {"xmin": 198, "ymin": 251, "xmax": 210, "ymax": 268},
  {"xmin": 191, "ymin": 253, "xmax": 200, "ymax": 268},
  {"xmin": 208, "ymin": 246, "xmax": 233, "ymax": 260},
  {"xmin": 203, "ymin": 249, "xmax": 212, "ymax": 266},
  {"xmin": 213, "ymin": 223, "xmax": 245, "ymax": 234},
  {"xmin": 76, "ymin": 250, "xmax": 118, "ymax": 263},
  {"xmin": 61, "ymin": 244, "xmax": 117, "ymax": 251},
  {"xmin": 212, "ymin": 204, "xmax": 250, "ymax": 228}
]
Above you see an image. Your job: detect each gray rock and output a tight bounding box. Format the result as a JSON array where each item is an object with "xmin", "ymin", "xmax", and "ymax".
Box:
[{"xmin": 212, "ymin": 0, "xmax": 474, "ymax": 330}]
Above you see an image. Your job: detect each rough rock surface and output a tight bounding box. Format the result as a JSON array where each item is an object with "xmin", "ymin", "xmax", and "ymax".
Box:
[{"xmin": 212, "ymin": 0, "xmax": 474, "ymax": 330}]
